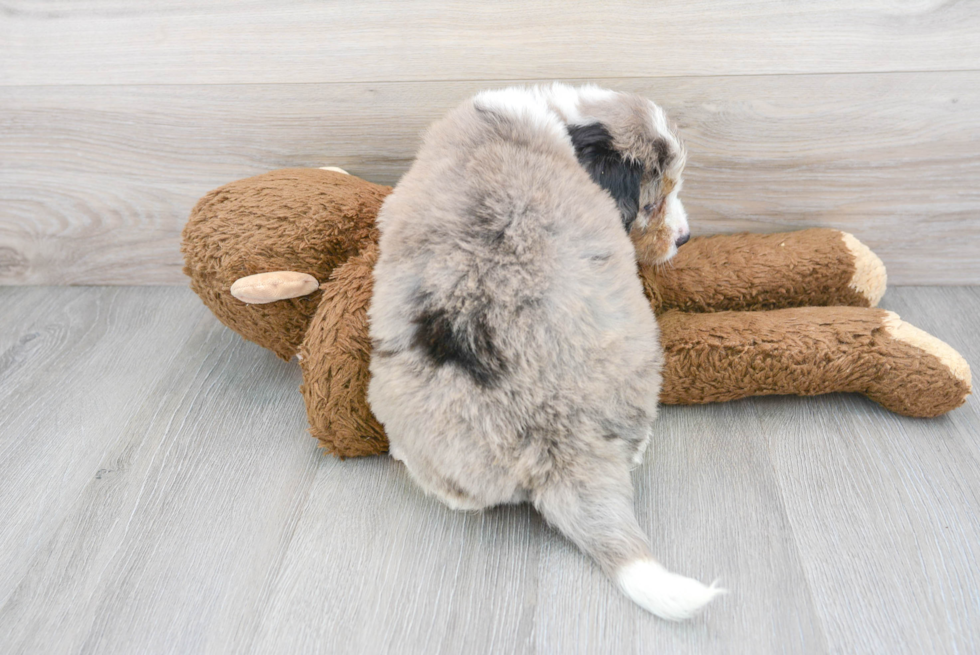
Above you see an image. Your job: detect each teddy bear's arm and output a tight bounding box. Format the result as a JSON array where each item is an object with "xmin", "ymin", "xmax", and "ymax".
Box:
[
  {"xmin": 298, "ymin": 243, "xmax": 389, "ymax": 457},
  {"xmin": 657, "ymin": 306, "xmax": 971, "ymax": 418},
  {"xmin": 640, "ymin": 229, "xmax": 886, "ymax": 315}
]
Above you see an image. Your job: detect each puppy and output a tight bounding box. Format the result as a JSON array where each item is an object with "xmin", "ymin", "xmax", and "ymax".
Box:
[{"xmin": 367, "ymin": 84, "xmax": 722, "ymax": 620}]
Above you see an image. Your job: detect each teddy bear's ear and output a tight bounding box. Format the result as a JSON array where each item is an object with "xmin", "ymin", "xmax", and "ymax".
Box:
[{"xmin": 567, "ymin": 122, "xmax": 643, "ymax": 232}]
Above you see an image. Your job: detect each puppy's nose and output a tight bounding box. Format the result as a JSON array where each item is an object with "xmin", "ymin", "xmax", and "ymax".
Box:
[{"xmin": 675, "ymin": 232, "xmax": 691, "ymax": 248}]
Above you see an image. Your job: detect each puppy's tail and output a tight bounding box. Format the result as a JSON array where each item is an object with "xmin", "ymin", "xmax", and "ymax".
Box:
[{"xmin": 532, "ymin": 472, "xmax": 725, "ymax": 621}]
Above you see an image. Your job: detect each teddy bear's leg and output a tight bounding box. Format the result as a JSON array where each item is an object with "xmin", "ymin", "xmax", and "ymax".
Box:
[
  {"xmin": 298, "ymin": 243, "xmax": 389, "ymax": 457},
  {"xmin": 640, "ymin": 229, "xmax": 886, "ymax": 315},
  {"xmin": 658, "ymin": 306, "xmax": 971, "ymax": 417}
]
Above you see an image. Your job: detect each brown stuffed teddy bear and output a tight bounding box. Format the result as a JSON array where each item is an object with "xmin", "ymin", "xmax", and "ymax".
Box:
[{"xmin": 181, "ymin": 168, "xmax": 972, "ymax": 457}]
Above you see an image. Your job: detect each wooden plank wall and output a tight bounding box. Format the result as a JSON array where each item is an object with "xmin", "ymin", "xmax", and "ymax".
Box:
[{"xmin": 2, "ymin": 1, "xmax": 979, "ymax": 285}]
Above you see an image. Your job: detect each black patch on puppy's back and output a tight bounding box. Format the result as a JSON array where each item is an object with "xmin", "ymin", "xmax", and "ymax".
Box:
[
  {"xmin": 412, "ymin": 307, "xmax": 505, "ymax": 388},
  {"xmin": 568, "ymin": 123, "xmax": 644, "ymax": 232}
]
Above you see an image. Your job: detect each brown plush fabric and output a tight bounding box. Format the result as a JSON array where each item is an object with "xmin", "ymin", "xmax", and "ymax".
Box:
[
  {"xmin": 181, "ymin": 169, "xmax": 391, "ymax": 359},
  {"xmin": 180, "ymin": 169, "xmax": 971, "ymax": 458},
  {"xmin": 299, "ymin": 243, "xmax": 387, "ymax": 457},
  {"xmin": 640, "ymin": 229, "xmax": 868, "ymax": 315},
  {"xmin": 659, "ymin": 307, "xmax": 970, "ymax": 417}
]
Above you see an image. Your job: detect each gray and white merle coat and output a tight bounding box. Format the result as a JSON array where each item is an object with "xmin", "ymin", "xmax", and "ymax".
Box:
[{"xmin": 367, "ymin": 84, "xmax": 721, "ymax": 620}]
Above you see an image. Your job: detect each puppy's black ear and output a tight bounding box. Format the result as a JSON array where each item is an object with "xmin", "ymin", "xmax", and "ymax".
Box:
[{"xmin": 568, "ymin": 123, "xmax": 643, "ymax": 232}]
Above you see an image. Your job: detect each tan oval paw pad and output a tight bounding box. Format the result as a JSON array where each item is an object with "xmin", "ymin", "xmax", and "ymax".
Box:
[{"xmin": 230, "ymin": 271, "xmax": 320, "ymax": 304}]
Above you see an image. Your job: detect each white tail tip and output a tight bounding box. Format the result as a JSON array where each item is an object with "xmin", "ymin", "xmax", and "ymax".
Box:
[{"xmin": 616, "ymin": 559, "xmax": 726, "ymax": 621}]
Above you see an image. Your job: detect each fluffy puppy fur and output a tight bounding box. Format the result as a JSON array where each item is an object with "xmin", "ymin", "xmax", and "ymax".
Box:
[{"xmin": 367, "ymin": 84, "xmax": 721, "ymax": 620}]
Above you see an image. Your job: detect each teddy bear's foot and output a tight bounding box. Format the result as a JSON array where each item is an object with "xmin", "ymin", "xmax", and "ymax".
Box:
[
  {"xmin": 840, "ymin": 232, "xmax": 886, "ymax": 307},
  {"xmin": 865, "ymin": 311, "xmax": 972, "ymax": 417}
]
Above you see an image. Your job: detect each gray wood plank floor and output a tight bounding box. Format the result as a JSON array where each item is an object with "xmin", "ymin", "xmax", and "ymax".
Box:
[{"xmin": 0, "ymin": 285, "xmax": 977, "ymax": 655}]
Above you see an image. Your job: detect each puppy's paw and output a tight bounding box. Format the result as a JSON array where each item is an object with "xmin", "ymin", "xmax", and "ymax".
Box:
[{"xmin": 616, "ymin": 559, "xmax": 726, "ymax": 621}]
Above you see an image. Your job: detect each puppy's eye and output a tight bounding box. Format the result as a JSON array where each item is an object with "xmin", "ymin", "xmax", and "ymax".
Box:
[{"xmin": 643, "ymin": 199, "xmax": 664, "ymax": 214}]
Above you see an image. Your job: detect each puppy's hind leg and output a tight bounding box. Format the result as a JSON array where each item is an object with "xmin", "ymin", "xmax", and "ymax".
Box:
[{"xmin": 532, "ymin": 464, "xmax": 724, "ymax": 620}]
